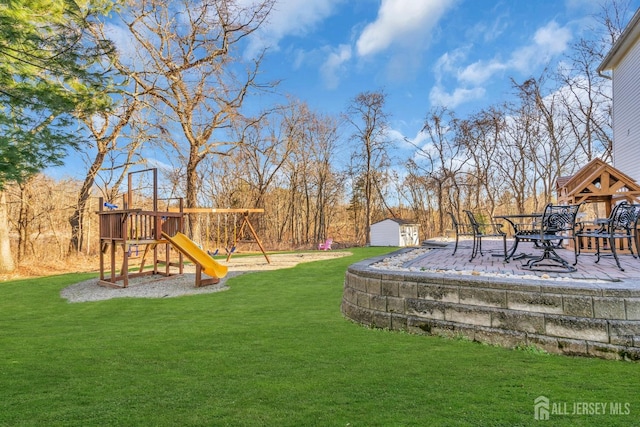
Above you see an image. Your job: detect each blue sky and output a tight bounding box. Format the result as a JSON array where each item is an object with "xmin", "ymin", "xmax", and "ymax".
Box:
[
  {"xmin": 250, "ymin": 0, "xmax": 612, "ymax": 139},
  {"xmin": 51, "ymin": 0, "xmax": 636, "ymax": 179}
]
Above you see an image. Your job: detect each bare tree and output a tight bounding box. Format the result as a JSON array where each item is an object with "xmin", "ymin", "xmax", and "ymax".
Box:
[
  {"xmin": 554, "ymin": 0, "xmax": 635, "ymax": 164},
  {"xmin": 458, "ymin": 106, "xmax": 507, "ymax": 219},
  {"xmin": 513, "ymin": 76, "xmax": 581, "ymax": 203},
  {"xmin": 194, "ymin": 98, "xmax": 342, "ymax": 248},
  {"xmin": 10, "ymin": 176, "xmax": 69, "ymax": 261},
  {"xmin": 279, "ymin": 101, "xmax": 319, "ymax": 245},
  {"xmin": 557, "ymin": 39, "xmax": 613, "ymax": 163},
  {"xmin": 403, "ymin": 160, "xmax": 437, "ymax": 238},
  {"xmin": 113, "ymin": 0, "xmax": 277, "ymax": 223},
  {"xmin": 307, "ymin": 111, "xmax": 343, "ymax": 242},
  {"xmin": 260, "ymin": 100, "xmax": 343, "ymax": 246},
  {"xmin": 345, "ymin": 90, "xmax": 391, "ymax": 245},
  {"xmin": 597, "ymin": 0, "xmax": 635, "ymax": 45},
  {"xmin": 410, "ymin": 107, "xmax": 469, "ymax": 234},
  {"xmin": 68, "ymin": 92, "xmax": 143, "ymax": 253},
  {"xmin": 235, "ymin": 110, "xmax": 296, "ymax": 210},
  {"xmin": 499, "ymin": 99, "xmax": 540, "ymax": 213}
]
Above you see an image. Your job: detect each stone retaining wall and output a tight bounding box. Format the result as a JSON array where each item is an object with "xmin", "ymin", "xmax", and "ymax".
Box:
[{"xmin": 341, "ymin": 251, "xmax": 640, "ymax": 360}]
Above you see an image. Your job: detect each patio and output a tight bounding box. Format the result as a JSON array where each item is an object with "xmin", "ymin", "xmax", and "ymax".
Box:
[
  {"xmin": 418, "ymin": 237, "xmax": 640, "ymax": 282},
  {"xmin": 342, "ymin": 237, "xmax": 640, "ymax": 360}
]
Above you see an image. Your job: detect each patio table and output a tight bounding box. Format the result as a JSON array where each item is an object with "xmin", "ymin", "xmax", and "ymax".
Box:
[{"xmin": 494, "ymin": 213, "xmax": 542, "ymax": 260}]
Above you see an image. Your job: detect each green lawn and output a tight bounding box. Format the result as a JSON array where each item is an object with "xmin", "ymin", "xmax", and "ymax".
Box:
[{"xmin": 0, "ymin": 247, "xmax": 638, "ymax": 426}]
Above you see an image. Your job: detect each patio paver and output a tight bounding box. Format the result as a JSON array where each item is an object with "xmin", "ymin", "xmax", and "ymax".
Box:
[{"xmin": 417, "ymin": 238, "xmax": 640, "ymax": 283}]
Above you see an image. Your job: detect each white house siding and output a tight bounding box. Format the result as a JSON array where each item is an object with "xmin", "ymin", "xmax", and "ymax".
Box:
[
  {"xmin": 612, "ymin": 40, "xmax": 640, "ymax": 182},
  {"xmin": 370, "ymin": 219, "xmax": 400, "ymax": 246}
]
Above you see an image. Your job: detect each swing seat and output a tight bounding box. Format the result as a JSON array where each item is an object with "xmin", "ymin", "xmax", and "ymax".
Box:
[{"xmin": 127, "ymin": 244, "xmax": 139, "ymax": 257}]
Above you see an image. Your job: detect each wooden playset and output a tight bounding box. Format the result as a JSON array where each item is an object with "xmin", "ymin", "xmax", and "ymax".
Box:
[
  {"xmin": 97, "ymin": 168, "xmax": 269, "ymax": 288},
  {"xmin": 96, "ymin": 168, "xmax": 185, "ymax": 288}
]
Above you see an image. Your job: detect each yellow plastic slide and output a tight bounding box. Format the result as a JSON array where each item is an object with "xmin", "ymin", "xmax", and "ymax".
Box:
[{"xmin": 162, "ymin": 231, "xmax": 228, "ymax": 279}]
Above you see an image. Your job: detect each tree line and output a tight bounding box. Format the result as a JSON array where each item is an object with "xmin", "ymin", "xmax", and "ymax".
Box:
[{"xmin": 0, "ymin": 0, "xmax": 633, "ymax": 272}]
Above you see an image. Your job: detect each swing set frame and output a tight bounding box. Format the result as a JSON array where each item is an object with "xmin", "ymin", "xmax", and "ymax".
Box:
[{"xmin": 181, "ymin": 208, "xmax": 271, "ymax": 264}]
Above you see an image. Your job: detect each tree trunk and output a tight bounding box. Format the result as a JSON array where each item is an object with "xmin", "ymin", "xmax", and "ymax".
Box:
[
  {"xmin": 0, "ymin": 191, "xmax": 15, "ymax": 273},
  {"xmin": 185, "ymin": 154, "xmax": 200, "ymax": 238},
  {"xmin": 69, "ymin": 152, "xmax": 106, "ymax": 253}
]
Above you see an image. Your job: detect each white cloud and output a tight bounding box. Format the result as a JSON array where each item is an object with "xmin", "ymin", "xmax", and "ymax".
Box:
[
  {"xmin": 431, "ymin": 48, "xmax": 486, "ymax": 107},
  {"xmin": 459, "ymin": 20, "xmax": 572, "ymax": 84},
  {"xmin": 533, "ymin": 21, "xmax": 572, "ymax": 56},
  {"xmin": 429, "ymin": 85, "xmax": 485, "ymax": 109},
  {"xmin": 434, "ymin": 48, "xmax": 469, "ymax": 75},
  {"xmin": 242, "ymin": 0, "xmax": 344, "ymax": 58},
  {"xmin": 385, "ymin": 127, "xmax": 406, "ymax": 147},
  {"xmin": 320, "ymin": 44, "xmax": 352, "ymax": 89},
  {"xmin": 145, "ymin": 157, "xmax": 174, "ymax": 173},
  {"xmin": 356, "ymin": 0, "xmax": 458, "ymax": 57},
  {"xmin": 481, "ymin": 14, "xmax": 509, "ymax": 43},
  {"xmin": 457, "ymin": 59, "xmax": 507, "ymax": 86},
  {"xmin": 509, "ymin": 21, "xmax": 572, "ymax": 73},
  {"xmin": 429, "ymin": 19, "xmax": 573, "ymax": 109},
  {"xmin": 401, "ymin": 127, "xmax": 429, "ymax": 148}
]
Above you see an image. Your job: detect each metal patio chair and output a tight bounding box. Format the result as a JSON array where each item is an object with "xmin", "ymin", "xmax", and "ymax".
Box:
[
  {"xmin": 464, "ymin": 210, "xmax": 508, "ymax": 262},
  {"xmin": 574, "ymin": 201, "xmax": 640, "ymax": 271},
  {"xmin": 447, "ymin": 212, "xmax": 474, "ymax": 256},
  {"xmin": 521, "ymin": 203, "xmax": 583, "ymax": 273}
]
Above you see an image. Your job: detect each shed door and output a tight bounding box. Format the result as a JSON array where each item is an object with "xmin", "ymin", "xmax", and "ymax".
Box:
[{"xmin": 400, "ymin": 225, "xmax": 419, "ymax": 246}]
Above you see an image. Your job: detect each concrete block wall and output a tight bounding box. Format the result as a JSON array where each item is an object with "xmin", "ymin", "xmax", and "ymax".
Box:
[{"xmin": 341, "ymin": 253, "xmax": 640, "ymax": 361}]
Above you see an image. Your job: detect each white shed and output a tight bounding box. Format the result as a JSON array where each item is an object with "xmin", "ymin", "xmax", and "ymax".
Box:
[
  {"xmin": 370, "ymin": 218, "xmax": 419, "ymax": 247},
  {"xmin": 598, "ymin": 8, "xmax": 640, "ymax": 183}
]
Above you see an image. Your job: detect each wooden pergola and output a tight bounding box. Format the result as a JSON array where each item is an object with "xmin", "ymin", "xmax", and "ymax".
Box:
[{"xmin": 557, "ymin": 158, "xmax": 640, "ymax": 216}]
